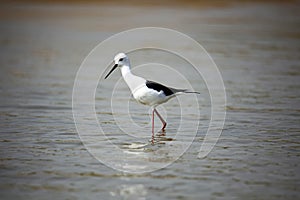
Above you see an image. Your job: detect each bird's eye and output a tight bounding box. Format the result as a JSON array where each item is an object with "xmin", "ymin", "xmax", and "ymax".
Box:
[{"xmin": 119, "ymin": 58, "xmax": 124, "ymax": 61}]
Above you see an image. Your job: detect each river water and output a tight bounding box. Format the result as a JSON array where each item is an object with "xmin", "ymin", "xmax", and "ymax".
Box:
[{"xmin": 0, "ymin": 2, "xmax": 299, "ymax": 199}]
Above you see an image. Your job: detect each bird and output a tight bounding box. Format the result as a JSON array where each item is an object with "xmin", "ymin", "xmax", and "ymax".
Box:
[{"xmin": 105, "ymin": 53, "xmax": 200, "ymax": 144}]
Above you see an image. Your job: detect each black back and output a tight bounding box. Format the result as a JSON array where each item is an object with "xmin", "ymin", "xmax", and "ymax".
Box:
[{"xmin": 146, "ymin": 80, "xmax": 175, "ymax": 96}]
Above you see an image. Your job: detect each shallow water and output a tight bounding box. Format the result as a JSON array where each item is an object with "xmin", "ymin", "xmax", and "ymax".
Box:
[{"xmin": 0, "ymin": 2, "xmax": 299, "ymax": 199}]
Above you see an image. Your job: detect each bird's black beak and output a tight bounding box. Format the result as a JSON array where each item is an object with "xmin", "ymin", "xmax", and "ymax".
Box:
[{"xmin": 104, "ymin": 63, "xmax": 118, "ymax": 79}]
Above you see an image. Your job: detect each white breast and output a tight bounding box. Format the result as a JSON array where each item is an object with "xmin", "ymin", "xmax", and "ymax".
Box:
[
  {"xmin": 133, "ymin": 85, "xmax": 170, "ymax": 106},
  {"xmin": 120, "ymin": 65, "xmax": 173, "ymax": 107}
]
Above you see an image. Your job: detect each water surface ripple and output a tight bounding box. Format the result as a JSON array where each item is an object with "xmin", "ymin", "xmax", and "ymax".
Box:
[{"xmin": 0, "ymin": 2, "xmax": 299, "ymax": 199}]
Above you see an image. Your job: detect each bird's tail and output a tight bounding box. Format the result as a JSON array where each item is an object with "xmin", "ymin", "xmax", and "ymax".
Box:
[
  {"xmin": 183, "ymin": 90, "xmax": 201, "ymax": 95},
  {"xmin": 172, "ymin": 88, "xmax": 200, "ymax": 95}
]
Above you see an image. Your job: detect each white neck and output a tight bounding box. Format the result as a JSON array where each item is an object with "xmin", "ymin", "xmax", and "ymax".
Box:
[
  {"xmin": 120, "ymin": 64, "xmax": 145, "ymax": 93},
  {"xmin": 121, "ymin": 65, "xmax": 131, "ymax": 77}
]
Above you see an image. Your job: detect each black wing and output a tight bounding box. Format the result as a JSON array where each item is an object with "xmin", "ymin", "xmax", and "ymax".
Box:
[{"xmin": 146, "ymin": 80, "xmax": 180, "ymax": 96}]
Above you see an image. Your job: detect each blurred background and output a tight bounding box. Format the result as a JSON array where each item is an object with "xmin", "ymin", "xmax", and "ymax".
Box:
[{"xmin": 0, "ymin": 0, "xmax": 299, "ymax": 199}]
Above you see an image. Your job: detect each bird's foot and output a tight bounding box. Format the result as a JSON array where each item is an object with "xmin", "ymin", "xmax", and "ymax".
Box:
[
  {"xmin": 156, "ymin": 129, "xmax": 166, "ymax": 137},
  {"xmin": 162, "ymin": 122, "xmax": 167, "ymax": 131}
]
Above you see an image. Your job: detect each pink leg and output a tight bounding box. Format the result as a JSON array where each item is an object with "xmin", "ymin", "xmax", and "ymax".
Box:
[
  {"xmin": 151, "ymin": 109, "xmax": 155, "ymax": 144},
  {"xmin": 154, "ymin": 108, "xmax": 167, "ymax": 132}
]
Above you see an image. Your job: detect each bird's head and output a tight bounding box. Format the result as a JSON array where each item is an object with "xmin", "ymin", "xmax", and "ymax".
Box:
[{"xmin": 105, "ymin": 53, "xmax": 129, "ymax": 79}]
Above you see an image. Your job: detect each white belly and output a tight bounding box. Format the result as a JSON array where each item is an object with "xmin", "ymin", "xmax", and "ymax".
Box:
[{"xmin": 133, "ymin": 86, "xmax": 170, "ymax": 106}]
